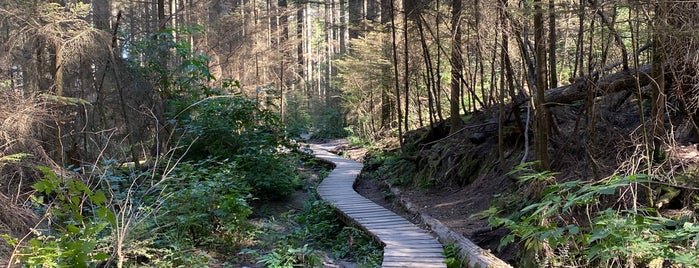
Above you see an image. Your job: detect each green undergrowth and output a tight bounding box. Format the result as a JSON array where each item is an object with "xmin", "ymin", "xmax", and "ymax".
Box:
[
  {"xmin": 478, "ymin": 162, "xmax": 699, "ymax": 267},
  {"xmin": 362, "ymin": 149, "xmax": 416, "ymax": 187},
  {"xmin": 0, "ymin": 23, "xmax": 380, "ymax": 267},
  {"xmin": 3, "ymin": 149, "xmax": 384, "ymax": 267},
  {"xmin": 444, "ymin": 243, "xmax": 466, "ymax": 268},
  {"xmin": 243, "ymin": 197, "xmax": 383, "ymax": 268}
]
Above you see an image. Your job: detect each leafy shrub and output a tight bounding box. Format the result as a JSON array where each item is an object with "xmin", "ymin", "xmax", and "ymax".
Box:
[
  {"xmin": 4, "ymin": 166, "xmax": 113, "ymax": 267},
  {"xmin": 257, "ymin": 243, "xmax": 323, "ymax": 268},
  {"xmin": 176, "ymin": 95, "xmax": 286, "ymax": 159},
  {"xmin": 284, "ymin": 91, "xmax": 312, "ymax": 138},
  {"xmin": 479, "ymin": 163, "xmax": 699, "ymax": 267},
  {"xmin": 172, "ymin": 91, "xmax": 299, "ymax": 200},
  {"xmin": 442, "ymin": 243, "xmax": 465, "ymax": 268},
  {"xmin": 294, "ymin": 200, "xmax": 342, "ymax": 247},
  {"xmin": 311, "ymin": 106, "xmax": 347, "ymax": 139},
  {"xmin": 235, "ymin": 151, "xmax": 300, "ymax": 200},
  {"xmin": 161, "ymin": 158, "xmax": 253, "ymax": 247},
  {"xmin": 331, "ymin": 226, "xmax": 382, "ymax": 263},
  {"xmin": 257, "ymin": 198, "xmax": 382, "ymax": 267}
]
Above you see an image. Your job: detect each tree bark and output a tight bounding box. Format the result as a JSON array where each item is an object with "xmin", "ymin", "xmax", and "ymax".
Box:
[
  {"xmin": 297, "ymin": 2, "xmax": 304, "ymax": 89},
  {"xmin": 417, "ymin": 17, "xmax": 436, "ymax": 127},
  {"xmin": 534, "ymin": 0, "xmax": 550, "ymax": 170},
  {"xmin": 390, "ymin": 0, "xmax": 403, "ymax": 147},
  {"xmin": 402, "ymin": 1, "xmax": 409, "ymax": 133},
  {"xmin": 93, "ymin": 0, "xmax": 112, "ymax": 31},
  {"xmin": 449, "ymin": 0, "xmax": 463, "ymax": 133},
  {"xmin": 348, "ymin": 0, "xmax": 362, "ymax": 38},
  {"xmin": 380, "ymin": 0, "xmax": 394, "ymax": 129},
  {"xmin": 548, "ymin": 0, "xmax": 557, "ymax": 88}
]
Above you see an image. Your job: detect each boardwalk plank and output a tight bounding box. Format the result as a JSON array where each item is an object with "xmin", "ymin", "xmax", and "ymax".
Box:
[
  {"xmin": 312, "ymin": 143, "xmax": 446, "ymax": 268},
  {"xmin": 381, "ymin": 261, "xmax": 446, "ymax": 268},
  {"xmin": 383, "ymin": 250, "xmax": 446, "ymax": 256}
]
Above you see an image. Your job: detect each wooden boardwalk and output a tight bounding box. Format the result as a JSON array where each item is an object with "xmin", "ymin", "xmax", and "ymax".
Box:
[{"xmin": 311, "ymin": 143, "xmax": 447, "ymax": 268}]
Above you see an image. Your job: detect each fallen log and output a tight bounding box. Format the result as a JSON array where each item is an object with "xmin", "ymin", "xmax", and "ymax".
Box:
[
  {"xmin": 544, "ymin": 64, "xmax": 653, "ymax": 105},
  {"xmin": 389, "ymin": 185, "xmax": 513, "ymax": 268}
]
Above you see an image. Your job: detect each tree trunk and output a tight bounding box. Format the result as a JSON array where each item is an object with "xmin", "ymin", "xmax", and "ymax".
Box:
[
  {"xmin": 380, "ymin": 0, "xmax": 394, "ymax": 130},
  {"xmin": 534, "ymin": 0, "xmax": 550, "ymax": 170},
  {"xmin": 93, "ymin": 0, "xmax": 112, "ymax": 31},
  {"xmin": 339, "ymin": 0, "xmax": 347, "ymax": 53},
  {"xmin": 573, "ymin": 0, "xmax": 585, "ymax": 77},
  {"xmin": 435, "ymin": 1, "xmax": 444, "ymax": 122},
  {"xmin": 402, "ymin": 1, "xmax": 409, "ymax": 133},
  {"xmin": 548, "ymin": 0, "xmax": 557, "ymax": 88},
  {"xmin": 390, "ymin": 0, "xmax": 403, "ymax": 146},
  {"xmin": 348, "ymin": 0, "xmax": 362, "ymax": 38},
  {"xmin": 157, "ymin": 0, "xmax": 168, "ymax": 95},
  {"xmin": 417, "ymin": 17, "xmax": 436, "ymax": 127},
  {"xmin": 449, "ymin": 0, "xmax": 463, "ymax": 133},
  {"xmin": 297, "ymin": 2, "xmax": 304, "ymax": 89}
]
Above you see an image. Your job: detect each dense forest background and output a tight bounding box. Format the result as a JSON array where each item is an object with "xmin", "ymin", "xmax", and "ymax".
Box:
[{"xmin": 1, "ymin": 0, "xmax": 699, "ymax": 266}]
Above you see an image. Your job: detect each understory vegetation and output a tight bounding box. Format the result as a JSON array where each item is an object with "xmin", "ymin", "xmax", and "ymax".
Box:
[
  {"xmin": 480, "ymin": 163, "xmax": 699, "ymax": 267},
  {"xmin": 248, "ymin": 199, "xmax": 383, "ymax": 268},
  {"xmin": 0, "ymin": 6, "xmax": 381, "ymax": 265}
]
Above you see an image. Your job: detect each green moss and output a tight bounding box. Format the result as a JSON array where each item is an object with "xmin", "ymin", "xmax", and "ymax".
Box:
[{"xmin": 456, "ymin": 157, "xmax": 481, "ymax": 186}]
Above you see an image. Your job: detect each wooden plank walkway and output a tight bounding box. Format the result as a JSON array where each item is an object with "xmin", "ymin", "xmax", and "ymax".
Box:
[{"xmin": 310, "ymin": 143, "xmax": 447, "ymax": 268}]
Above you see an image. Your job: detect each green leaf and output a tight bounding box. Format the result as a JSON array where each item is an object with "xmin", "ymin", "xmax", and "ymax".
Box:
[
  {"xmin": 0, "ymin": 153, "xmax": 32, "ymax": 162},
  {"xmin": 1, "ymin": 234, "xmax": 19, "ymax": 246},
  {"xmin": 568, "ymin": 225, "xmax": 579, "ymax": 235},
  {"xmin": 72, "ymin": 180, "xmax": 91, "ymax": 195},
  {"xmin": 587, "ymin": 246, "xmax": 602, "ymax": 260},
  {"xmin": 588, "ymin": 228, "xmax": 609, "ymax": 243},
  {"xmin": 90, "ymin": 190, "xmax": 107, "ymax": 205},
  {"xmin": 96, "ymin": 207, "xmax": 116, "ymax": 227},
  {"xmin": 596, "ymin": 184, "xmax": 618, "ymax": 195},
  {"xmin": 93, "ymin": 252, "xmax": 110, "ymax": 261},
  {"xmin": 499, "ymin": 234, "xmax": 515, "ymax": 250},
  {"xmin": 66, "ymin": 224, "xmax": 80, "ymax": 234},
  {"xmin": 32, "ymin": 180, "xmax": 50, "ymax": 194}
]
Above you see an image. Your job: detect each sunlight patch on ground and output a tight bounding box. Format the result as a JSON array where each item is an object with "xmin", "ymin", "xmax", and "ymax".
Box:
[{"xmin": 434, "ymin": 200, "xmax": 468, "ymax": 209}]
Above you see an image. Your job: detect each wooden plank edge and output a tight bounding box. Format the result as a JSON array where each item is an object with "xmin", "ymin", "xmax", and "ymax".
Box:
[{"xmin": 390, "ymin": 186, "xmax": 513, "ymax": 268}]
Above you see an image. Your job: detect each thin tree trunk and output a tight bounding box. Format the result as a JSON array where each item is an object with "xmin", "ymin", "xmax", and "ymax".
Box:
[
  {"xmin": 380, "ymin": 0, "xmax": 393, "ymax": 130},
  {"xmin": 548, "ymin": 0, "xmax": 557, "ymax": 88},
  {"xmin": 435, "ymin": 0, "xmax": 444, "ymax": 122},
  {"xmin": 588, "ymin": 0, "xmax": 629, "ymax": 70},
  {"xmin": 390, "ymin": 0, "xmax": 403, "ymax": 147},
  {"xmin": 417, "ymin": 17, "xmax": 436, "ymax": 127},
  {"xmin": 534, "ymin": 0, "xmax": 550, "ymax": 170},
  {"xmin": 403, "ymin": 2, "xmax": 409, "ymax": 133},
  {"xmin": 449, "ymin": 0, "xmax": 463, "ymax": 133},
  {"xmin": 339, "ymin": 0, "xmax": 347, "ymax": 53},
  {"xmin": 574, "ymin": 0, "xmax": 585, "ymax": 77},
  {"xmin": 297, "ymin": 3, "xmax": 304, "ymax": 90},
  {"xmin": 349, "ymin": 0, "xmax": 361, "ymax": 38}
]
